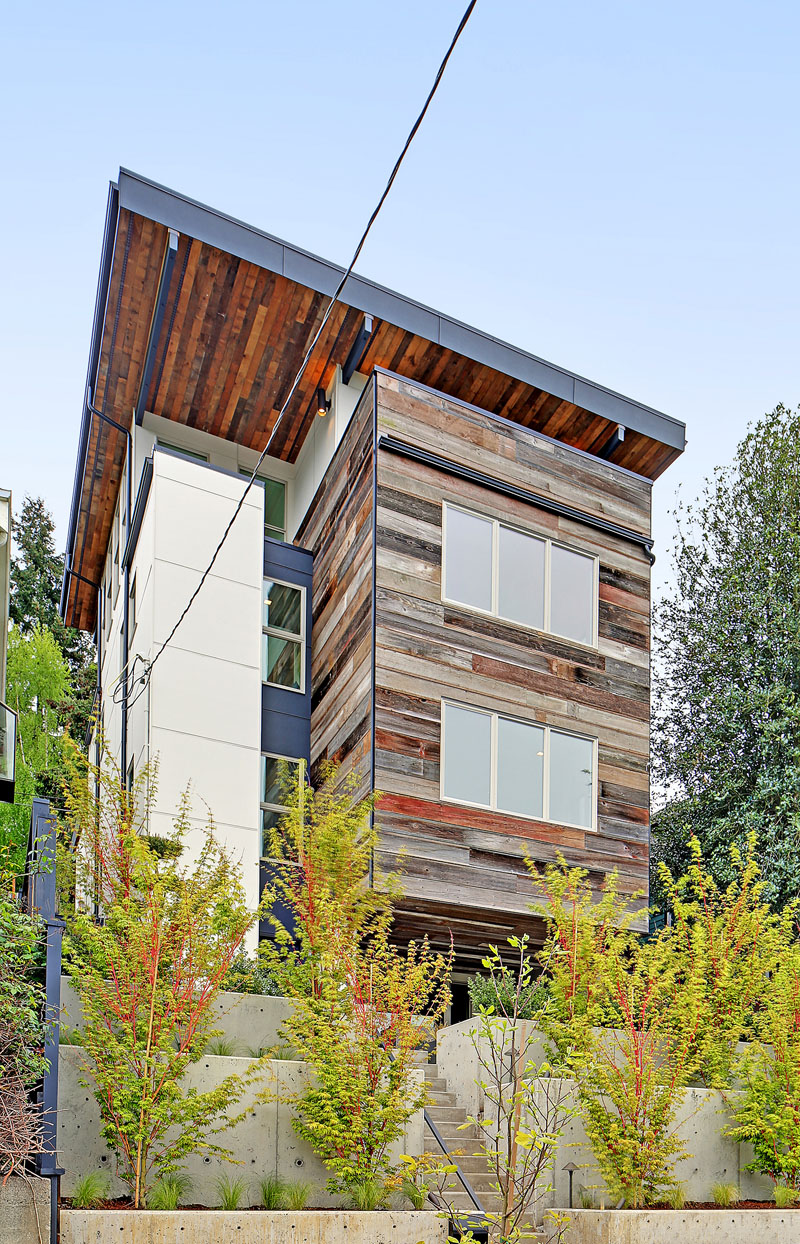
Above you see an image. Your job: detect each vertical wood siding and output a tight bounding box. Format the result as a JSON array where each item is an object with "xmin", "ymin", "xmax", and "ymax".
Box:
[{"xmin": 295, "ymin": 382, "xmax": 375, "ymax": 798}]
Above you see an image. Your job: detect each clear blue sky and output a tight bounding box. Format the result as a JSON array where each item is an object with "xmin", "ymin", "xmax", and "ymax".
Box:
[{"xmin": 2, "ymin": 0, "xmax": 798, "ymax": 598}]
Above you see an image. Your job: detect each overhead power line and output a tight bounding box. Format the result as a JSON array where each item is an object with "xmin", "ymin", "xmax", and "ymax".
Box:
[{"xmin": 127, "ymin": 0, "xmax": 478, "ymax": 710}]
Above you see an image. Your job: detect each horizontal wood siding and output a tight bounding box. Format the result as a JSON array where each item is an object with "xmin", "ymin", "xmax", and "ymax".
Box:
[
  {"xmin": 295, "ymin": 383, "xmax": 375, "ymax": 798},
  {"xmin": 373, "ymin": 372, "xmax": 652, "ymax": 955}
]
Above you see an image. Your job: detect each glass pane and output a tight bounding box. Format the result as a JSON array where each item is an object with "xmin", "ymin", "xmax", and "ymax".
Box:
[
  {"xmin": 497, "ymin": 717, "xmax": 544, "ymax": 818},
  {"xmin": 242, "ymin": 471, "xmax": 286, "ymax": 538},
  {"xmin": 264, "ymin": 479, "xmax": 285, "ymax": 536},
  {"xmin": 498, "ymin": 526, "xmax": 545, "ymax": 629},
  {"xmin": 262, "ymin": 755, "xmax": 300, "ymax": 805},
  {"xmin": 158, "ymin": 440, "xmax": 209, "ymax": 462},
  {"xmin": 549, "ymin": 731, "xmax": 594, "ymax": 829},
  {"xmin": 444, "ymin": 508, "xmax": 493, "ymax": 612},
  {"xmin": 260, "ymin": 807, "xmax": 283, "ymax": 855},
  {"xmin": 263, "ymin": 634, "xmax": 302, "ymax": 690},
  {"xmin": 442, "ymin": 703, "xmax": 491, "ymax": 807},
  {"xmin": 0, "ymin": 704, "xmax": 16, "ymax": 782},
  {"xmin": 550, "ymin": 545, "xmax": 595, "ymax": 645},
  {"xmin": 263, "ymin": 581, "xmax": 302, "ymax": 635}
]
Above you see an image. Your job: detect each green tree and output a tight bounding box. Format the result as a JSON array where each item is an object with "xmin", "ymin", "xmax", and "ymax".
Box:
[
  {"xmin": 651, "ymin": 404, "xmax": 800, "ymax": 911},
  {"xmin": 0, "ymin": 625, "xmax": 70, "ymax": 871},
  {"xmin": 9, "ymin": 495, "xmax": 95, "ymax": 742}
]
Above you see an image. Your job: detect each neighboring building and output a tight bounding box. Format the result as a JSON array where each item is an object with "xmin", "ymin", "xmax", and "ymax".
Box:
[
  {"xmin": 0, "ymin": 488, "xmax": 15, "ymax": 804},
  {"xmin": 61, "ymin": 170, "xmax": 685, "ymax": 969}
]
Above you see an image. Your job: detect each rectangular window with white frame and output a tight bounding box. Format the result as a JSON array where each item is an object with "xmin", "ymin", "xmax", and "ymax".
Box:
[
  {"xmin": 442, "ymin": 503, "xmax": 598, "ymax": 647},
  {"xmin": 260, "ymin": 753, "xmax": 303, "ymax": 856},
  {"xmin": 440, "ymin": 700, "xmax": 597, "ymax": 831},
  {"xmin": 262, "ymin": 578, "xmax": 305, "ymax": 692},
  {"xmin": 239, "ymin": 469, "xmax": 286, "ymax": 541}
]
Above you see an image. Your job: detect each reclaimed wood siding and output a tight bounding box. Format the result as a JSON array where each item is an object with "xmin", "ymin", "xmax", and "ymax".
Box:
[
  {"xmin": 295, "ymin": 383, "xmax": 375, "ymax": 797},
  {"xmin": 372, "ymin": 371, "xmax": 652, "ymax": 931}
]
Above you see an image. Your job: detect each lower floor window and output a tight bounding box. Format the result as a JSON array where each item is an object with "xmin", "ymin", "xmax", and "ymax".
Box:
[
  {"xmin": 260, "ymin": 753, "xmax": 302, "ymax": 855},
  {"xmin": 441, "ymin": 700, "xmax": 596, "ymax": 831}
]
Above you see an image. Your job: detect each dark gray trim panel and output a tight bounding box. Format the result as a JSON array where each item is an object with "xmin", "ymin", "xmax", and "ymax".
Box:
[
  {"xmin": 378, "ymin": 435, "xmax": 655, "ymax": 564},
  {"xmin": 123, "ymin": 455, "xmax": 153, "ymax": 569},
  {"xmin": 116, "ymin": 169, "xmax": 685, "ymax": 453}
]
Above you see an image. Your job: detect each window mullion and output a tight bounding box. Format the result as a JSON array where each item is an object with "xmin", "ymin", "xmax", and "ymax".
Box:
[{"xmin": 491, "ymin": 711, "xmax": 498, "ymax": 810}]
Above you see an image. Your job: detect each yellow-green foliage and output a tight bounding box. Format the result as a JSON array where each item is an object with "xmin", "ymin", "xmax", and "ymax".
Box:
[
  {"xmin": 260, "ymin": 765, "xmax": 451, "ymax": 1198},
  {"xmin": 728, "ymin": 943, "xmax": 800, "ymax": 1188},
  {"xmin": 658, "ymin": 836, "xmax": 795, "ymax": 1088},
  {"xmin": 63, "ymin": 745, "xmax": 264, "ymax": 1208},
  {"xmin": 530, "ymin": 837, "xmax": 797, "ymax": 1208}
]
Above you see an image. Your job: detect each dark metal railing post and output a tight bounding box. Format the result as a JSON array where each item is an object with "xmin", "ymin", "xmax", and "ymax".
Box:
[{"xmin": 24, "ymin": 798, "xmax": 65, "ymax": 1244}]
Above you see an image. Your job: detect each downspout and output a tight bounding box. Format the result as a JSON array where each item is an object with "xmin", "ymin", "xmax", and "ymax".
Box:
[{"xmin": 85, "ymin": 394, "xmax": 132, "ymax": 777}]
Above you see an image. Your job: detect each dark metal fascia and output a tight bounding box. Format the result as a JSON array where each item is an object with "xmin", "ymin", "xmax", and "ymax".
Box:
[
  {"xmin": 60, "ymin": 182, "xmax": 120, "ymax": 620},
  {"xmin": 122, "ymin": 454, "xmax": 153, "ymax": 569},
  {"xmin": 116, "ymin": 168, "xmax": 686, "ymax": 453},
  {"xmin": 378, "ymin": 434, "xmax": 656, "ymax": 564}
]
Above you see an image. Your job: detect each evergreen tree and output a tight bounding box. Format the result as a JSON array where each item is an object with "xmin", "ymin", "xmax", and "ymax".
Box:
[
  {"xmin": 651, "ymin": 404, "xmax": 800, "ymax": 912},
  {"xmin": 10, "ymin": 495, "xmax": 94, "ymax": 676}
]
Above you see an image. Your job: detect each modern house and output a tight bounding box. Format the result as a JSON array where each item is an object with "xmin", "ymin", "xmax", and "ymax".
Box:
[{"xmin": 61, "ymin": 170, "xmax": 685, "ymax": 972}]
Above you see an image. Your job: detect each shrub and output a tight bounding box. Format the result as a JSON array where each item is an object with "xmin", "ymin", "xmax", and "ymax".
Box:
[
  {"xmin": 63, "ymin": 747, "xmax": 265, "ymax": 1207},
  {"xmin": 348, "ymin": 1175, "xmax": 387, "ymax": 1210},
  {"xmin": 774, "ymin": 1184, "xmax": 800, "ymax": 1208},
  {"xmin": 467, "ymin": 966, "xmax": 548, "ymax": 1020},
  {"xmin": 666, "ymin": 1184, "xmax": 686, "ymax": 1209},
  {"xmin": 148, "ymin": 1173, "xmax": 193, "ymax": 1210},
  {"xmin": 223, "ymin": 953, "xmax": 282, "ymax": 997},
  {"xmin": 216, "ymin": 1174, "xmax": 248, "ymax": 1210},
  {"xmin": 728, "ymin": 943, "xmax": 800, "ymax": 1189},
  {"xmin": 0, "ymin": 846, "xmax": 47, "ymax": 1179},
  {"xmin": 262, "ymin": 765, "xmax": 451, "ymax": 1200},
  {"xmin": 258, "ymin": 1173, "xmax": 286, "ymax": 1209},
  {"xmin": 70, "ymin": 1173, "xmax": 110, "ymax": 1209},
  {"xmin": 532, "ymin": 860, "xmax": 697, "ymax": 1208}
]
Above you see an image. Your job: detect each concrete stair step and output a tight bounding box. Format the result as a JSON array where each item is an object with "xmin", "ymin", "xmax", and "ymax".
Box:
[
  {"xmin": 423, "ymin": 1077, "xmax": 448, "ymax": 1093},
  {"xmin": 424, "ymin": 1133, "xmax": 487, "ymax": 1156},
  {"xmin": 426, "ymin": 1090, "xmax": 457, "ymax": 1106},
  {"xmin": 425, "ymin": 1105, "xmax": 468, "ymax": 1123}
]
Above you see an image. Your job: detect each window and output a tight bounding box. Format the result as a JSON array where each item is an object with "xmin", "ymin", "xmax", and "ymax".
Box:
[
  {"xmin": 441, "ymin": 700, "xmax": 596, "ymax": 830},
  {"xmin": 442, "ymin": 504, "xmax": 597, "ymax": 647},
  {"xmin": 157, "ymin": 440, "xmax": 209, "ymax": 463},
  {"xmin": 128, "ymin": 574, "xmax": 137, "ymax": 637},
  {"xmin": 240, "ymin": 469, "xmax": 286, "ymax": 541},
  {"xmin": 260, "ymin": 754, "xmax": 302, "ymax": 855},
  {"xmin": 104, "ymin": 566, "xmax": 112, "ymax": 637},
  {"xmin": 112, "ymin": 506, "xmax": 120, "ymax": 603},
  {"xmin": 262, "ymin": 579, "xmax": 304, "ymax": 691}
]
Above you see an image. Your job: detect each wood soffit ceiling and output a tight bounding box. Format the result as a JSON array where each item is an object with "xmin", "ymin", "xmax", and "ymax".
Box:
[{"xmin": 65, "ymin": 173, "xmax": 685, "ymax": 631}]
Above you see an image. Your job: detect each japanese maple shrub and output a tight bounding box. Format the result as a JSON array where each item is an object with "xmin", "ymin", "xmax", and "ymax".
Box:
[
  {"xmin": 260, "ymin": 764, "xmax": 451, "ymax": 1202},
  {"xmin": 63, "ymin": 745, "xmax": 263, "ymax": 1207}
]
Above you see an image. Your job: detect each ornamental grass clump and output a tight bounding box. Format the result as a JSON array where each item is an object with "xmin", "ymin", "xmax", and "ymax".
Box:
[
  {"xmin": 259, "ymin": 764, "xmax": 452, "ymax": 1202},
  {"xmin": 62, "ymin": 744, "xmax": 267, "ymax": 1209},
  {"xmin": 69, "ymin": 1173, "xmax": 110, "ymax": 1209}
]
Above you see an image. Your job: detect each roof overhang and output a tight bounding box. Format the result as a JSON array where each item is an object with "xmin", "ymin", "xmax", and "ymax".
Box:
[{"xmin": 62, "ymin": 169, "xmax": 686, "ymax": 632}]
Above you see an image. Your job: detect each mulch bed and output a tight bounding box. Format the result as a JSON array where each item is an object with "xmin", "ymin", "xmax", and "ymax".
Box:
[{"xmin": 646, "ymin": 1201, "xmax": 785, "ymax": 1210}]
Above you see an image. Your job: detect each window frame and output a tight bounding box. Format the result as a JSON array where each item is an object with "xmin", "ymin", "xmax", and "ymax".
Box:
[
  {"xmin": 261, "ymin": 577, "xmax": 306, "ymax": 695},
  {"xmin": 156, "ymin": 440, "xmax": 210, "ymax": 464},
  {"xmin": 439, "ymin": 699, "xmax": 598, "ymax": 832},
  {"xmin": 259, "ymin": 751, "xmax": 303, "ymax": 858},
  {"xmin": 441, "ymin": 502, "xmax": 599, "ymax": 649}
]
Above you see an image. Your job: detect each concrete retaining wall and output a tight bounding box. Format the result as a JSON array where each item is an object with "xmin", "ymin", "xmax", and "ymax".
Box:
[
  {"xmin": 0, "ymin": 1175, "xmax": 50, "ymax": 1244},
  {"xmin": 562, "ymin": 1209, "xmax": 800, "ymax": 1243},
  {"xmin": 60, "ymin": 978, "xmax": 293, "ymax": 1055},
  {"xmin": 58, "ymin": 1046, "xmax": 424, "ymax": 1206},
  {"xmin": 61, "ymin": 1210, "xmax": 448, "ymax": 1243},
  {"xmin": 437, "ymin": 1019, "xmax": 773, "ymax": 1209}
]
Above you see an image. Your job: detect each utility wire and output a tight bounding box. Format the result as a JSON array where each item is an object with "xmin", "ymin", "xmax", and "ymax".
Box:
[{"xmin": 127, "ymin": 0, "xmax": 478, "ymax": 711}]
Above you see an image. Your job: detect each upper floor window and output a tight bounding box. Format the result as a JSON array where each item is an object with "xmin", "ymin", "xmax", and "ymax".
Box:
[
  {"xmin": 442, "ymin": 503, "xmax": 597, "ymax": 647},
  {"xmin": 240, "ymin": 469, "xmax": 285, "ymax": 541},
  {"xmin": 262, "ymin": 579, "xmax": 304, "ymax": 692},
  {"xmin": 157, "ymin": 440, "xmax": 209, "ymax": 464},
  {"xmin": 441, "ymin": 700, "xmax": 596, "ymax": 831}
]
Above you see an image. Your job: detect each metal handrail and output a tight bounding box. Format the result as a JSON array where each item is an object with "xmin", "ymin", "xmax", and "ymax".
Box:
[{"xmin": 423, "ymin": 1103, "xmax": 486, "ymax": 1216}]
